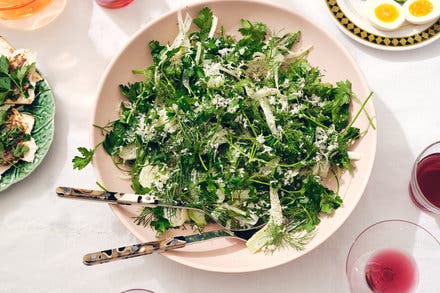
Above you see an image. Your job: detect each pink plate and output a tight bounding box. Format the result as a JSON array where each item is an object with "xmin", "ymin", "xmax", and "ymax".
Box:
[{"xmin": 91, "ymin": 0, "xmax": 377, "ymax": 273}]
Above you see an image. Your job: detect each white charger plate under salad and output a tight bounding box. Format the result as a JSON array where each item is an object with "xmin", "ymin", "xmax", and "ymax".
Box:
[{"xmin": 90, "ymin": 0, "xmax": 377, "ymax": 272}]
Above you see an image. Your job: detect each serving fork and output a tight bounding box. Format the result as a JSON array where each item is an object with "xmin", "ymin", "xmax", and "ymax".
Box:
[{"xmin": 82, "ymin": 227, "xmax": 260, "ymax": 266}]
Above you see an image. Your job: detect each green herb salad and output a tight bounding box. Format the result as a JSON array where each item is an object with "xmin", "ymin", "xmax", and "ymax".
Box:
[
  {"xmin": 74, "ymin": 7, "xmax": 373, "ymax": 253},
  {"xmin": 0, "ymin": 46, "xmax": 41, "ymax": 181}
]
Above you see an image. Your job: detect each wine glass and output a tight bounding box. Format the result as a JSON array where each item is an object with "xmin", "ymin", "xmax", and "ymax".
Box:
[
  {"xmin": 0, "ymin": 0, "xmax": 66, "ymax": 30},
  {"xmin": 409, "ymin": 140, "xmax": 440, "ymax": 214},
  {"xmin": 346, "ymin": 220, "xmax": 440, "ymax": 292}
]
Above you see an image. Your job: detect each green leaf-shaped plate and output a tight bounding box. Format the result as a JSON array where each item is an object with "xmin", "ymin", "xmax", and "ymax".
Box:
[{"xmin": 0, "ymin": 79, "xmax": 55, "ymax": 191}]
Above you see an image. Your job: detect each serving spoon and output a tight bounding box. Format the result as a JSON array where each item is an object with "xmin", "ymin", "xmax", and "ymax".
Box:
[
  {"xmin": 56, "ymin": 186, "xmax": 264, "ymax": 265},
  {"xmin": 82, "ymin": 227, "xmax": 260, "ymax": 266}
]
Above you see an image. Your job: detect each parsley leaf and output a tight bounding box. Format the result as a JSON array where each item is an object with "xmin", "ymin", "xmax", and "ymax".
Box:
[
  {"xmin": 238, "ymin": 19, "xmax": 267, "ymax": 44},
  {"xmin": 0, "ymin": 55, "xmax": 9, "ymax": 73},
  {"xmin": 334, "ymin": 80, "xmax": 352, "ymax": 106},
  {"xmin": 16, "ymin": 64, "xmax": 34, "ymax": 83},
  {"xmin": 0, "ymin": 109, "xmax": 6, "ymax": 126},
  {"xmin": 150, "ymin": 207, "xmax": 171, "ymax": 233},
  {"xmin": 331, "ymin": 80, "xmax": 352, "ymax": 130},
  {"xmin": 0, "ymin": 91, "xmax": 8, "ymax": 105},
  {"xmin": 13, "ymin": 144, "xmax": 29, "ymax": 159},
  {"xmin": 103, "ymin": 121, "xmax": 127, "ymax": 156},
  {"xmin": 72, "ymin": 147, "xmax": 96, "ymax": 170},
  {"xmin": 193, "ymin": 7, "xmax": 213, "ymax": 36},
  {"xmin": 0, "ymin": 76, "xmax": 11, "ymax": 91},
  {"xmin": 0, "ymin": 56, "xmax": 34, "ymax": 101},
  {"xmin": 149, "ymin": 40, "xmax": 166, "ymax": 63}
]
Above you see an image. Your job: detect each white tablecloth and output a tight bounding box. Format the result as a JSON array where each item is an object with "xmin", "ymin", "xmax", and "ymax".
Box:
[{"xmin": 1, "ymin": 1, "xmax": 439, "ymax": 292}]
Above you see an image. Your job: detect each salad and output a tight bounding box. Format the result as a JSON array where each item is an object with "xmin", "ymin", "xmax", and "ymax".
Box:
[
  {"xmin": 74, "ymin": 7, "xmax": 373, "ymax": 253},
  {"xmin": 0, "ymin": 45, "xmax": 41, "ymax": 180}
]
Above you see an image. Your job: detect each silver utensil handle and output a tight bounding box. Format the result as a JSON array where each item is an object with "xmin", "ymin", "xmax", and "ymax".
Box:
[
  {"xmin": 83, "ymin": 237, "xmax": 187, "ymax": 266},
  {"xmin": 56, "ymin": 186, "xmax": 160, "ymax": 206}
]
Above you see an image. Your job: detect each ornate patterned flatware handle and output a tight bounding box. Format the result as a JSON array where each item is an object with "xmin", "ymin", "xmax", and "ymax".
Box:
[
  {"xmin": 56, "ymin": 186, "xmax": 159, "ymax": 205},
  {"xmin": 82, "ymin": 237, "xmax": 187, "ymax": 266}
]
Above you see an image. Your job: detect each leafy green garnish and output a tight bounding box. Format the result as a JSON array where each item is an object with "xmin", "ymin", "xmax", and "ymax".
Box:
[
  {"xmin": 103, "ymin": 121, "xmax": 128, "ymax": 156},
  {"xmin": 135, "ymin": 207, "xmax": 171, "ymax": 233},
  {"xmin": 0, "ymin": 55, "xmax": 36, "ymax": 104},
  {"xmin": 193, "ymin": 7, "xmax": 213, "ymax": 37},
  {"xmin": 238, "ymin": 19, "xmax": 267, "ymax": 44},
  {"xmin": 72, "ymin": 147, "xmax": 95, "ymax": 170},
  {"xmin": 0, "ymin": 55, "xmax": 9, "ymax": 73},
  {"xmin": 12, "ymin": 144, "xmax": 29, "ymax": 159},
  {"xmin": 0, "ymin": 109, "xmax": 7, "ymax": 126},
  {"xmin": 72, "ymin": 143, "xmax": 102, "ymax": 170}
]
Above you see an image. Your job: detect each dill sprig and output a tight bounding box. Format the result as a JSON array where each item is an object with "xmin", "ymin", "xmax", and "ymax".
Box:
[{"xmin": 263, "ymin": 221, "xmax": 313, "ymax": 253}]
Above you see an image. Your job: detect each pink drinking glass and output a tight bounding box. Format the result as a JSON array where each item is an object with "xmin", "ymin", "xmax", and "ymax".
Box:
[
  {"xmin": 121, "ymin": 289, "xmax": 154, "ymax": 293},
  {"xmin": 96, "ymin": 0, "xmax": 133, "ymax": 9}
]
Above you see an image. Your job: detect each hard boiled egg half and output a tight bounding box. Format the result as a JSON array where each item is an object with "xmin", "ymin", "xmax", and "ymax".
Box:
[
  {"xmin": 366, "ymin": 0, "xmax": 406, "ymax": 31},
  {"xmin": 403, "ymin": 0, "xmax": 440, "ymax": 24}
]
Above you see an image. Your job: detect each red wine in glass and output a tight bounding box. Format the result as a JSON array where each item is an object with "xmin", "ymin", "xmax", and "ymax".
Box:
[
  {"xmin": 414, "ymin": 153, "xmax": 440, "ymax": 208},
  {"xmin": 96, "ymin": 0, "xmax": 133, "ymax": 9},
  {"xmin": 365, "ymin": 249, "xmax": 418, "ymax": 293},
  {"xmin": 409, "ymin": 140, "xmax": 440, "ymax": 213}
]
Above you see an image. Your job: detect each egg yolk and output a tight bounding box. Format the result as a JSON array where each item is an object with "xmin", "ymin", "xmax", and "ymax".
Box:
[
  {"xmin": 375, "ymin": 4, "xmax": 400, "ymax": 22},
  {"xmin": 409, "ymin": 0, "xmax": 433, "ymax": 17}
]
